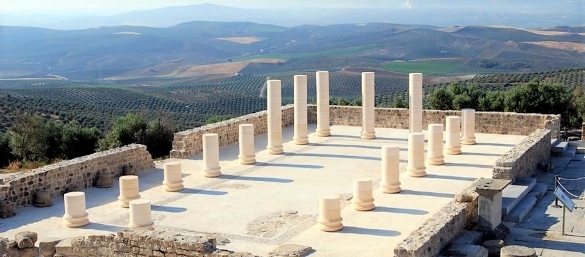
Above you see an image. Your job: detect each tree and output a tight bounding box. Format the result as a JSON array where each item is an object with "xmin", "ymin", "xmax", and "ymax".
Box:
[
  {"xmin": 427, "ymin": 87, "xmax": 453, "ymax": 110},
  {"xmin": 144, "ymin": 118, "xmax": 175, "ymax": 158},
  {"xmin": 0, "ymin": 133, "xmax": 14, "ymax": 168},
  {"xmin": 478, "ymin": 91, "xmax": 505, "ymax": 111},
  {"xmin": 44, "ymin": 121, "xmax": 64, "ymax": 160},
  {"xmin": 204, "ymin": 115, "xmax": 235, "ymax": 125},
  {"xmin": 9, "ymin": 112, "xmax": 47, "ymax": 162},
  {"xmin": 61, "ymin": 123, "xmax": 101, "ymax": 159},
  {"xmin": 99, "ymin": 113, "xmax": 147, "ymax": 151},
  {"xmin": 389, "ymin": 97, "xmax": 408, "ymax": 108}
]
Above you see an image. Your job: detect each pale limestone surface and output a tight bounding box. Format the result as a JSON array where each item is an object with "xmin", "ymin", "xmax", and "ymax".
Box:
[
  {"xmin": 62, "ymin": 192, "xmax": 89, "ymax": 228},
  {"xmin": 361, "ymin": 72, "xmax": 376, "ymax": 140},
  {"xmin": 427, "ymin": 124, "xmax": 445, "ymax": 165},
  {"xmin": 293, "ymin": 75, "xmax": 309, "ymax": 145},
  {"xmin": 407, "ymin": 132, "xmax": 426, "ymax": 177},
  {"xmin": 238, "ymin": 124, "xmax": 256, "ymax": 165},
  {"xmin": 118, "ymin": 175, "xmax": 141, "ymax": 208},
  {"xmin": 352, "ymin": 178, "xmax": 375, "ymax": 211},
  {"xmin": 315, "ymin": 71, "xmax": 330, "ymax": 137},
  {"xmin": 380, "ymin": 146, "xmax": 401, "ymax": 194},
  {"xmin": 0, "ymin": 125, "xmax": 525, "ymax": 257},
  {"xmin": 318, "ymin": 195, "xmax": 343, "ymax": 232},
  {"xmin": 461, "ymin": 109, "xmax": 477, "ymax": 145},
  {"xmin": 128, "ymin": 199, "xmax": 153, "ymax": 229},
  {"xmin": 202, "ymin": 133, "xmax": 222, "ymax": 177},
  {"xmin": 446, "ymin": 116, "xmax": 463, "ymax": 155},
  {"xmin": 408, "ymin": 73, "xmax": 423, "ymax": 133},
  {"xmin": 267, "ymin": 80, "xmax": 284, "ymax": 154},
  {"xmin": 162, "ymin": 162, "xmax": 184, "ymax": 192}
]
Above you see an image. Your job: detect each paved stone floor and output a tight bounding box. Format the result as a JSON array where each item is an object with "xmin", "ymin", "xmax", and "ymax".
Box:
[
  {"xmin": 0, "ymin": 125, "xmax": 525, "ymax": 256},
  {"xmin": 505, "ymin": 154, "xmax": 585, "ymax": 257}
]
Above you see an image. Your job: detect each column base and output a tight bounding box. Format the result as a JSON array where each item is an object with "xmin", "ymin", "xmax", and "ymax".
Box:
[
  {"xmin": 445, "ymin": 147, "xmax": 462, "ymax": 155},
  {"xmin": 426, "ymin": 157, "xmax": 445, "ymax": 166},
  {"xmin": 461, "ymin": 138, "xmax": 476, "ymax": 145},
  {"xmin": 203, "ymin": 168, "xmax": 222, "ymax": 178},
  {"xmin": 352, "ymin": 200, "xmax": 375, "ymax": 211},
  {"xmin": 318, "ymin": 218, "xmax": 343, "ymax": 232},
  {"xmin": 360, "ymin": 132, "xmax": 376, "ymax": 140},
  {"xmin": 316, "ymin": 129, "xmax": 331, "ymax": 137},
  {"xmin": 381, "ymin": 184, "xmax": 401, "ymax": 194},
  {"xmin": 118, "ymin": 196, "xmax": 141, "ymax": 208},
  {"xmin": 293, "ymin": 137, "xmax": 309, "ymax": 145},
  {"xmin": 162, "ymin": 181, "xmax": 184, "ymax": 192},
  {"xmin": 267, "ymin": 146, "xmax": 283, "ymax": 155},
  {"xmin": 63, "ymin": 214, "xmax": 89, "ymax": 228},
  {"xmin": 408, "ymin": 168, "xmax": 427, "ymax": 177},
  {"xmin": 238, "ymin": 155, "xmax": 256, "ymax": 165},
  {"xmin": 128, "ymin": 222, "xmax": 154, "ymax": 229}
]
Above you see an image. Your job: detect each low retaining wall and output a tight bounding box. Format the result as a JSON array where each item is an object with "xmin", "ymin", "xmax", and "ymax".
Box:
[
  {"xmin": 308, "ymin": 105, "xmax": 560, "ymax": 138},
  {"xmin": 0, "ymin": 144, "xmax": 154, "ymax": 217},
  {"xmin": 492, "ymin": 129, "xmax": 551, "ymax": 181},
  {"xmin": 170, "ymin": 105, "xmax": 294, "ymax": 159}
]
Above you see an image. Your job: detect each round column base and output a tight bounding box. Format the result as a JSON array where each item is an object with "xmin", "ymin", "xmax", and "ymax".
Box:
[
  {"xmin": 380, "ymin": 184, "xmax": 401, "ymax": 194},
  {"xmin": 162, "ymin": 181, "xmax": 184, "ymax": 192},
  {"xmin": 118, "ymin": 196, "xmax": 141, "ymax": 208},
  {"xmin": 352, "ymin": 201, "xmax": 375, "ymax": 211},
  {"xmin": 316, "ymin": 130, "xmax": 331, "ymax": 137},
  {"xmin": 293, "ymin": 137, "xmax": 309, "ymax": 145},
  {"xmin": 267, "ymin": 145, "xmax": 283, "ymax": 155},
  {"xmin": 426, "ymin": 157, "xmax": 445, "ymax": 166},
  {"xmin": 63, "ymin": 214, "xmax": 89, "ymax": 228},
  {"xmin": 318, "ymin": 218, "xmax": 343, "ymax": 232},
  {"xmin": 445, "ymin": 147, "xmax": 462, "ymax": 155},
  {"xmin": 128, "ymin": 221, "xmax": 154, "ymax": 229},
  {"xmin": 408, "ymin": 168, "xmax": 427, "ymax": 177},
  {"xmin": 360, "ymin": 132, "xmax": 376, "ymax": 140},
  {"xmin": 238, "ymin": 155, "xmax": 256, "ymax": 165},
  {"xmin": 461, "ymin": 138, "xmax": 476, "ymax": 145},
  {"xmin": 203, "ymin": 168, "xmax": 222, "ymax": 178}
]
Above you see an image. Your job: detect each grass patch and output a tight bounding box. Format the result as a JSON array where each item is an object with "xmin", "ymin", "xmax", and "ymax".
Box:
[{"xmin": 378, "ymin": 59, "xmax": 467, "ymax": 75}]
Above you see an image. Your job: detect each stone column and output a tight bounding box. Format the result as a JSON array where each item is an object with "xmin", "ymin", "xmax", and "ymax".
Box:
[
  {"xmin": 128, "ymin": 199, "xmax": 154, "ymax": 229},
  {"xmin": 381, "ymin": 146, "xmax": 401, "ymax": 193},
  {"xmin": 294, "ymin": 75, "xmax": 309, "ymax": 145},
  {"xmin": 426, "ymin": 124, "xmax": 445, "ymax": 165},
  {"xmin": 361, "ymin": 72, "xmax": 376, "ymax": 139},
  {"xmin": 461, "ymin": 108, "xmax": 476, "ymax": 145},
  {"xmin": 408, "ymin": 132, "xmax": 426, "ymax": 177},
  {"xmin": 118, "ymin": 175, "xmax": 141, "ymax": 208},
  {"xmin": 409, "ymin": 73, "xmax": 423, "ymax": 133},
  {"xmin": 267, "ymin": 80, "xmax": 283, "ymax": 154},
  {"xmin": 318, "ymin": 195, "xmax": 343, "ymax": 232},
  {"xmin": 203, "ymin": 133, "xmax": 222, "ymax": 177},
  {"xmin": 352, "ymin": 178, "xmax": 375, "ymax": 211},
  {"xmin": 163, "ymin": 162, "xmax": 184, "ymax": 192},
  {"xmin": 238, "ymin": 124, "xmax": 256, "ymax": 165},
  {"xmin": 315, "ymin": 71, "xmax": 331, "ymax": 137},
  {"xmin": 445, "ymin": 116, "xmax": 462, "ymax": 155},
  {"xmin": 476, "ymin": 179, "xmax": 511, "ymax": 231},
  {"xmin": 63, "ymin": 192, "xmax": 89, "ymax": 228}
]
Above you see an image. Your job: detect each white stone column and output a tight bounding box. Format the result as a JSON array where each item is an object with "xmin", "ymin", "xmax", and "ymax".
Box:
[
  {"xmin": 318, "ymin": 195, "xmax": 343, "ymax": 232},
  {"xmin": 118, "ymin": 175, "xmax": 141, "ymax": 208},
  {"xmin": 409, "ymin": 73, "xmax": 423, "ymax": 133},
  {"xmin": 267, "ymin": 79, "xmax": 283, "ymax": 154},
  {"xmin": 352, "ymin": 178, "xmax": 375, "ymax": 211},
  {"xmin": 426, "ymin": 124, "xmax": 445, "ymax": 165},
  {"xmin": 361, "ymin": 72, "xmax": 376, "ymax": 139},
  {"xmin": 381, "ymin": 146, "xmax": 401, "ymax": 193},
  {"xmin": 238, "ymin": 124, "xmax": 256, "ymax": 165},
  {"xmin": 445, "ymin": 116, "xmax": 462, "ymax": 155},
  {"xmin": 316, "ymin": 71, "xmax": 331, "ymax": 137},
  {"xmin": 63, "ymin": 192, "xmax": 89, "ymax": 228},
  {"xmin": 163, "ymin": 162, "xmax": 184, "ymax": 192},
  {"xmin": 294, "ymin": 75, "xmax": 309, "ymax": 145},
  {"xmin": 203, "ymin": 133, "xmax": 222, "ymax": 177},
  {"xmin": 461, "ymin": 108, "xmax": 476, "ymax": 145},
  {"xmin": 128, "ymin": 199, "xmax": 154, "ymax": 229},
  {"xmin": 408, "ymin": 132, "xmax": 426, "ymax": 177}
]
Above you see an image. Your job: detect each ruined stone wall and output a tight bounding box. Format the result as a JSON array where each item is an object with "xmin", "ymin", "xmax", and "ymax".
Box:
[
  {"xmin": 170, "ymin": 105, "xmax": 295, "ymax": 159},
  {"xmin": 307, "ymin": 105, "xmax": 560, "ymax": 138},
  {"xmin": 394, "ymin": 183, "xmax": 479, "ymax": 257},
  {"xmin": 0, "ymin": 144, "xmax": 154, "ymax": 217},
  {"xmin": 492, "ymin": 129, "xmax": 551, "ymax": 181}
]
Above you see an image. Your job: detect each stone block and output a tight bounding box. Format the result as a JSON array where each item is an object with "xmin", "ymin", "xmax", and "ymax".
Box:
[
  {"xmin": 15, "ymin": 231, "xmax": 37, "ymax": 249},
  {"xmin": 39, "ymin": 238, "xmax": 62, "ymax": 257},
  {"xmin": 268, "ymin": 244, "xmax": 312, "ymax": 257}
]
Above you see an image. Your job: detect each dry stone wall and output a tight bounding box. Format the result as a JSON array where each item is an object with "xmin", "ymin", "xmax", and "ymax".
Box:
[
  {"xmin": 0, "ymin": 144, "xmax": 154, "ymax": 217},
  {"xmin": 170, "ymin": 105, "xmax": 294, "ymax": 159},
  {"xmin": 492, "ymin": 129, "xmax": 551, "ymax": 181}
]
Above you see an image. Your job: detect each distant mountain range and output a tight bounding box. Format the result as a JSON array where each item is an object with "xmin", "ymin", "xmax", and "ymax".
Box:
[
  {"xmin": 2, "ymin": 3, "xmax": 584, "ymax": 30},
  {"xmin": 1, "ymin": 20, "xmax": 584, "ymax": 81}
]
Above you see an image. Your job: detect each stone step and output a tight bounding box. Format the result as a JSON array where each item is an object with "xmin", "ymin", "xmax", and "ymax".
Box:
[
  {"xmin": 562, "ymin": 147, "xmax": 577, "ymax": 158},
  {"xmin": 552, "ymin": 141, "xmax": 568, "ymax": 156},
  {"xmin": 502, "ymin": 178, "xmax": 536, "ymax": 216},
  {"xmin": 531, "ymin": 183, "xmax": 548, "ymax": 198},
  {"xmin": 504, "ymin": 191, "xmax": 540, "ymax": 223},
  {"xmin": 440, "ymin": 244, "xmax": 488, "ymax": 257}
]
